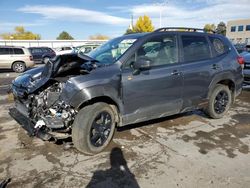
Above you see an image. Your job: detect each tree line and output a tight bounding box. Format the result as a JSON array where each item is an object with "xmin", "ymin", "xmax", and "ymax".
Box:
[{"xmin": 0, "ymin": 16, "xmax": 227, "ymax": 40}]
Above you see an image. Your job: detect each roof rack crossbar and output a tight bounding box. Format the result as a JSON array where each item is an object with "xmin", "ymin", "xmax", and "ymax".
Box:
[{"xmin": 154, "ymin": 27, "xmax": 215, "ymax": 33}]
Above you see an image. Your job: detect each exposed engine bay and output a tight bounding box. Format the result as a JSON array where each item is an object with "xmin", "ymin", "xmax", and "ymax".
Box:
[
  {"xmin": 10, "ymin": 53, "xmax": 98, "ymax": 141},
  {"xmin": 29, "ymin": 81, "xmax": 76, "ymax": 140}
]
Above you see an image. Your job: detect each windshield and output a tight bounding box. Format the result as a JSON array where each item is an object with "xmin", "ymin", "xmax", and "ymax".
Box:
[{"xmin": 86, "ymin": 37, "xmax": 138, "ymax": 64}]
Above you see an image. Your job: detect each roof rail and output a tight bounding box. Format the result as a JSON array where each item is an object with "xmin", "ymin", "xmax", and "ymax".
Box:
[{"xmin": 154, "ymin": 27, "xmax": 216, "ymax": 33}]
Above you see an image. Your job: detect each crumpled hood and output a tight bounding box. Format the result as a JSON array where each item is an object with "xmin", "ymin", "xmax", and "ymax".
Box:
[{"xmin": 11, "ymin": 53, "xmax": 97, "ymax": 97}]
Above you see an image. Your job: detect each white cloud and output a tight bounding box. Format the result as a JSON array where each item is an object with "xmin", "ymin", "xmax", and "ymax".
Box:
[
  {"xmin": 18, "ymin": 5, "xmax": 130, "ymax": 26},
  {"xmin": 120, "ymin": 0, "xmax": 250, "ymax": 28},
  {"xmin": 16, "ymin": 1, "xmax": 250, "ymax": 32}
]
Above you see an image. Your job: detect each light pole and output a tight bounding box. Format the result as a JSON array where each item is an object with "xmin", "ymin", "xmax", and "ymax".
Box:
[
  {"xmin": 10, "ymin": 36, "xmax": 14, "ymax": 46},
  {"xmin": 160, "ymin": 10, "xmax": 162, "ymax": 28},
  {"xmin": 155, "ymin": 0, "xmax": 168, "ymax": 28}
]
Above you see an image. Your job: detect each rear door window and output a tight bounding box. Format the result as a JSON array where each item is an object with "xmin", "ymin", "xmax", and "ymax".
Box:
[
  {"xmin": 42, "ymin": 48, "xmax": 52, "ymax": 53},
  {"xmin": 0, "ymin": 48, "xmax": 10, "ymax": 55},
  {"xmin": 13, "ymin": 48, "xmax": 24, "ymax": 54},
  {"xmin": 31, "ymin": 48, "xmax": 42, "ymax": 53},
  {"xmin": 181, "ymin": 35, "xmax": 211, "ymax": 62},
  {"xmin": 209, "ymin": 37, "xmax": 229, "ymax": 56}
]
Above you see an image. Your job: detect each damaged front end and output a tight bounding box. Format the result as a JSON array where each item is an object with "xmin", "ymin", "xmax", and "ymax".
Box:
[{"xmin": 9, "ymin": 53, "xmax": 97, "ymax": 141}]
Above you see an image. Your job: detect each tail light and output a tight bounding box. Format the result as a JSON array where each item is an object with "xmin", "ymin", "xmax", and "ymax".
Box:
[
  {"xmin": 237, "ymin": 56, "xmax": 244, "ymax": 69},
  {"xmin": 29, "ymin": 55, "xmax": 33, "ymax": 61}
]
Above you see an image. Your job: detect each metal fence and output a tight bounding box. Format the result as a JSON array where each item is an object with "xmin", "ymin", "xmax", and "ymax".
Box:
[{"xmin": 0, "ymin": 40, "xmax": 107, "ymax": 48}]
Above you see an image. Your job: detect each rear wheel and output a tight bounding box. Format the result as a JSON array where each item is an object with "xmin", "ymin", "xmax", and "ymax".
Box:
[
  {"xmin": 12, "ymin": 62, "xmax": 26, "ymax": 73},
  {"xmin": 205, "ymin": 84, "xmax": 232, "ymax": 119},
  {"xmin": 72, "ymin": 102, "xmax": 116, "ymax": 154}
]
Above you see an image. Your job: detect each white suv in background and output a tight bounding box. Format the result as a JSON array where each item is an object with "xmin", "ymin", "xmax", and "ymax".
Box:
[
  {"xmin": 54, "ymin": 46, "xmax": 74, "ymax": 55},
  {"xmin": 0, "ymin": 46, "xmax": 35, "ymax": 73}
]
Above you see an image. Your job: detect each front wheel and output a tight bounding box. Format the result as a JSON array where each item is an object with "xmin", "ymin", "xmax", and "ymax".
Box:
[
  {"xmin": 204, "ymin": 84, "xmax": 232, "ymax": 119},
  {"xmin": 72, "ymin": 102, "xmax": 117, "ymax": 154}
]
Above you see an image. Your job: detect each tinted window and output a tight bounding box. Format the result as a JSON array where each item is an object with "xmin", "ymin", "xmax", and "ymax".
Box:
[
  {"xmin": 41, "ymin": 48, "xmax": 48, "ymax": 52},
  {"xmin": 85, "ymin": 47, "xmax": 92, "ymax": 53},
  {"xmin": 13, "ymin": 48, "xmax": 24, "ymax": 54},
  {"xmin": 231, "ymin": 26, "xmax": 236, "ymax": 32},
  {"xmin": 0, "ymin": 48, "xmax": 10, "ymax": 55},
  {"xmin": 31, "ymin": 48, "xmax": 42, "ymax": 53},
  {"xmin": 209, "ymin": 37, "xmax": 228, "ymax": 56},
  {"xmin": 246, "ymin": 25, "xmax": 250, "ymax": 31},
  {"xmin": 238, "ymin": 25, "xmax": 244, "ymax": 32},
  {"xmin": 42, "ymin": 48, "xmax": 53, "ymax": 52},
  {"xmin": 182, "ymin": 36, "xmax": 211, "ymax": 62},
  {"xmin": 62, "ymin": 47, "xmax": 72, "ymax": 50}
]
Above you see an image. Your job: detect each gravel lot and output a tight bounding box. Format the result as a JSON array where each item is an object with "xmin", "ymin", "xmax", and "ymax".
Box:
[{"xmin": 0, "ymin": 70, "xmax": 250, "ymax": 188}]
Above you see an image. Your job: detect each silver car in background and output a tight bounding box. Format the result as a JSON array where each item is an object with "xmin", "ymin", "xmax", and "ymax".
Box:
[
  {"xmin": 0, "ymin": 46, "xmax": 35, "ymax": 73},
  {"xmin": 242, "ymin": 52, "xmax": 250, "ymax": 88}
]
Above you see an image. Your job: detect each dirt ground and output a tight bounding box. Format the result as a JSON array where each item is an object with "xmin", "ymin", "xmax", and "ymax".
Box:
[{"xmin": 0, "ymin": 72, "xmax": 250, "ymax": 187}]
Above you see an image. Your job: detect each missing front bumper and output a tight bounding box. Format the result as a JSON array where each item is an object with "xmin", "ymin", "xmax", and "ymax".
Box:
[
  {"xmin": 9, "ymin": 106, "xmax": 71, "ymax": 141},
  {"xmin": 9, "ymin": 107, "xmax": 35, "ymax": 136},
  {"xmin": 9, "ymin": 107, "xmax": 53, "ymax": 141}
]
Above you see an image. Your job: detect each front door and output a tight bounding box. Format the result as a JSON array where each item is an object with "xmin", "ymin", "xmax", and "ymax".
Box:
[{"xmin": 121, "ymin": 34, "xmax": 183, "ymax": 125}]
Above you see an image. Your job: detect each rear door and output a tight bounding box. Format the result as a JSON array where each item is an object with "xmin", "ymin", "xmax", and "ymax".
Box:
[
  {"xmin": 179, "ymin": 34, "xmax": 220, "ymax": 109},
  {"xmin": 121, "ymin": 33, "xmax": 183, "ymax": 124},
  {"xmin": 0, "ymin": 47, "xmax": 11, "ymax": 68}
]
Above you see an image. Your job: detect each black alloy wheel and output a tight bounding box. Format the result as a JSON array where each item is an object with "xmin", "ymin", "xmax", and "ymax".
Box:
[
  {"xmin": 214, "ymin": 91, "xmax": 229, "ymax": 114},
  {"xmin": 90, "ymin": 111, "xmax": 112, "ymax": 147}
]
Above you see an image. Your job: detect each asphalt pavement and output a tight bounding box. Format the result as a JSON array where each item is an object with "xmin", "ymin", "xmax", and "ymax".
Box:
[{"xmin": 0, "ymin": 69, "xmax": 250, "ymax": 188}]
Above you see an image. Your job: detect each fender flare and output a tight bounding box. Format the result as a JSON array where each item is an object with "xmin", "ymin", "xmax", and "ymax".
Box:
[
  {"xmin": 69, "ymin": 85, "xmax": 123, "ymax": 113},
  {"xmin": 207, "ymin": 71, "xmax": 236, "ymax": 99}
]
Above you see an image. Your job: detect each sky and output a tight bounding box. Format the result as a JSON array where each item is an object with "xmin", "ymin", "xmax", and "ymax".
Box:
[{"xmin": 0, "ymin": 0, "xmax": 250, "ymax": 39}]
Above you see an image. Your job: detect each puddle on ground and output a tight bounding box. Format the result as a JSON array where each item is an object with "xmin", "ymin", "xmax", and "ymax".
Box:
[{"xmin": 181, "ymin": 114, "xmax": 250, "ymax": 158}]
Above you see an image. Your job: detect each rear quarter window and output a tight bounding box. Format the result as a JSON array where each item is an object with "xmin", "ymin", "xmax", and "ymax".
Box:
[
  {"xmin": 181, "ymin": 35, "xmax": 211, "ymax": 62},
  {"xmin": 13, "ymin": 48, "xmax": 24, "ymax": 54},
  {"xmin": 209, "ymin": 37, "xmax": 229, "ymax": 56}
]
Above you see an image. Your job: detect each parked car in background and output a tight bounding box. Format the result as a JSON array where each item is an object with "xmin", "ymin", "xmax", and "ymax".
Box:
[
  {"xmin": 242, "ymin": 52, "xmax": 250, "ymax": 87},
  {"xmin": 10, "ymin": 28, "xmax": 243, "ymax": 154},
  {"xmin": 74, "ymin": 45, "xmax": 100, "ymax": 54},
  {"xmin": 54, "ymin": 46, "xmax": 74, "ymax": 55},
  {"xmin": 234, "ymin": 43, "xmax": 250, "ymax": 54},
  {"xmin": 246, "ymin": 44, "xmax": 250, "ymax": 52},
  {"xmin": 0, "ymin": 46, "xmax": 34, "ymax": 72},
  {"xmin": 28, "ymin": 47, "xmax": 56, "ymax": 64}
]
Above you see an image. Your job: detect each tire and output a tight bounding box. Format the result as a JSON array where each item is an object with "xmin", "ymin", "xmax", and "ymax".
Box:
[
  {"xmin": 72, "ymin": 102, "xmax": 117, "ymax": 154},
  {"xmin": 205, "ymin": 84, "xmax": 232, "ymax": 119},
  {"xmin": 12, "ymin": 61, "xmax": 26, "ymax": 73}
]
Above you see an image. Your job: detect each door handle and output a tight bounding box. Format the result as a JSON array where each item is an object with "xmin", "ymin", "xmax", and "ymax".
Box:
[{"xmin": 171, "ymin": 70, "xmax": 182, "ymax": 76}]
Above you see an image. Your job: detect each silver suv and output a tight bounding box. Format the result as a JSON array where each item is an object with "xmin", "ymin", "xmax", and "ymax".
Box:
[{"xmin": 0, "ymin": 46, "xmax": 35, "ymax": 72}]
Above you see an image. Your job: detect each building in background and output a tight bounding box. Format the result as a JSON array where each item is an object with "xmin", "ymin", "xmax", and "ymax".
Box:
[{"xmin": 226, "ymin": 18, "xmax": 250, "ymax": 44}]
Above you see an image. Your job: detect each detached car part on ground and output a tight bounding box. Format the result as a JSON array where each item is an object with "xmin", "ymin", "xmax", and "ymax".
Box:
[{"xmin": 10, "ymin": 28, "xmax": 243, "ymax": 154}]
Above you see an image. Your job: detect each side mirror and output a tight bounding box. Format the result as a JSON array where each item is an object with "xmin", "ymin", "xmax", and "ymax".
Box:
[{"xmin": 134, "ymin": 57, "xmax": 152, "ymax": 71}]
